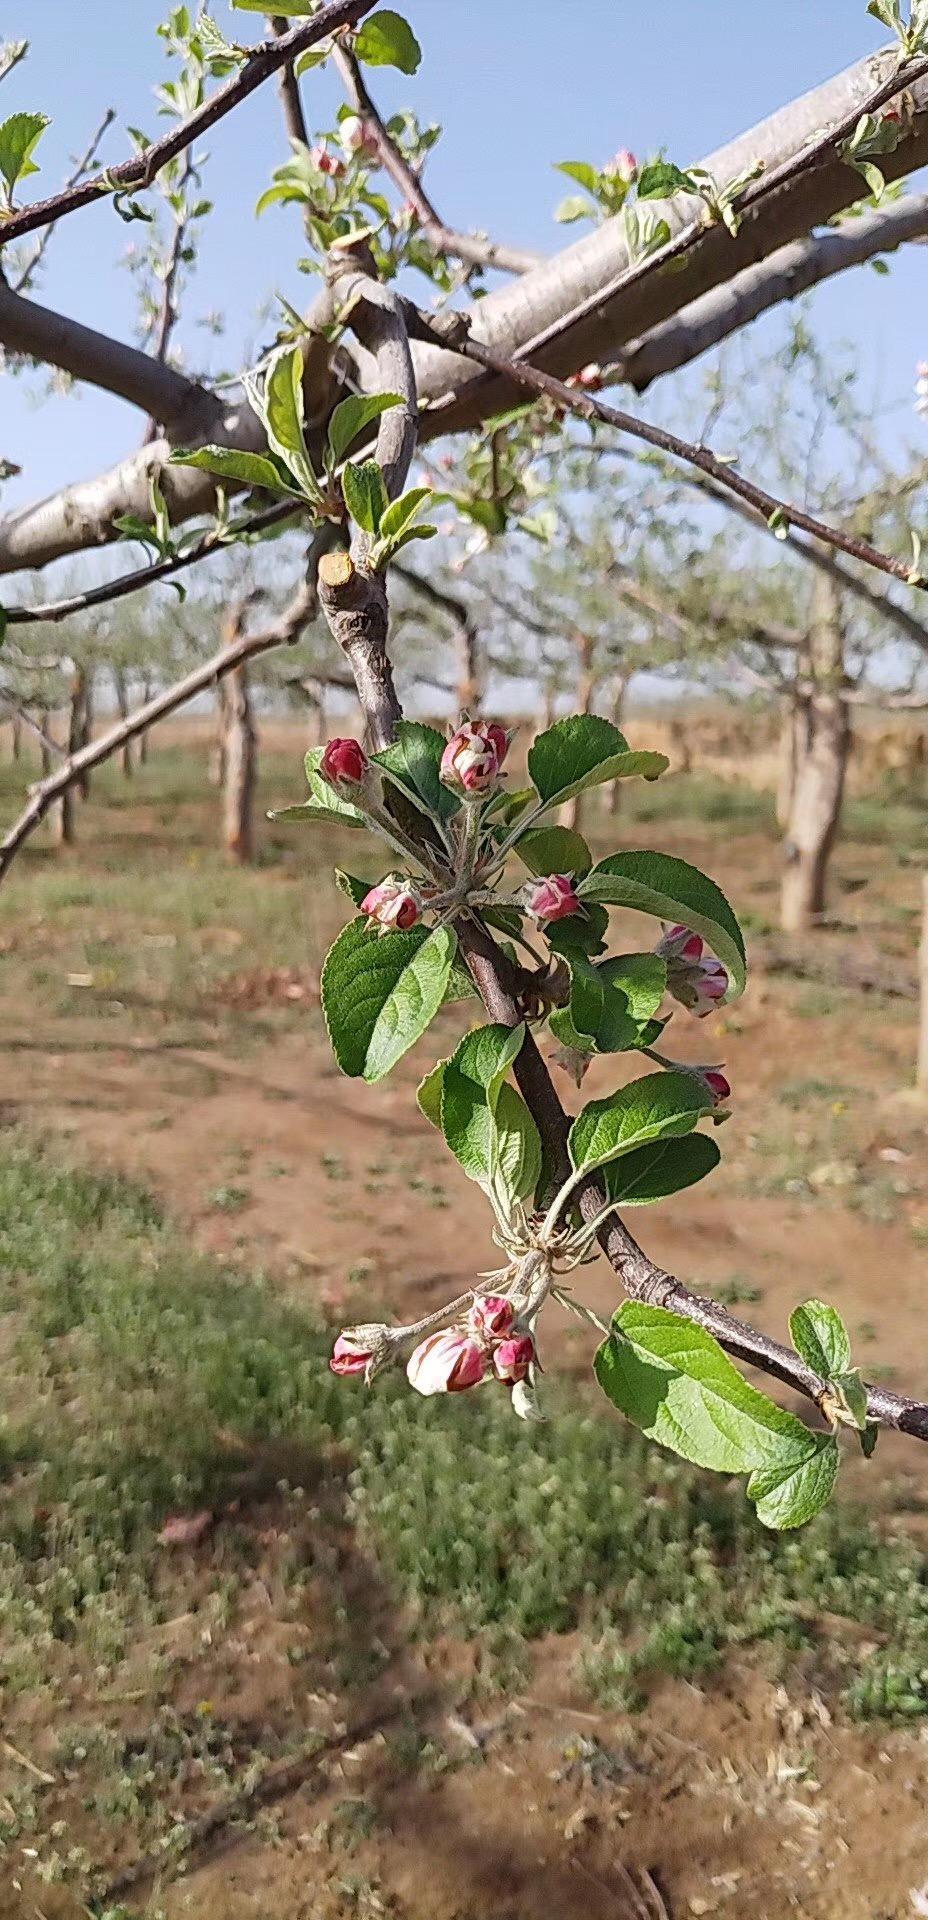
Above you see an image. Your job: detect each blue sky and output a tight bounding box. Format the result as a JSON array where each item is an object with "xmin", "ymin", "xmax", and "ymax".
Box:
[{"xmin": 1, "ymin": 1, "xmax": 925, "ymax": 533}]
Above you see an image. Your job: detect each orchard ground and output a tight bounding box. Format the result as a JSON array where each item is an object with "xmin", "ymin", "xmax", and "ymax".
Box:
[{"xmin": 0, "ymin": 712, "xmax": 927, "ymax": 1920}]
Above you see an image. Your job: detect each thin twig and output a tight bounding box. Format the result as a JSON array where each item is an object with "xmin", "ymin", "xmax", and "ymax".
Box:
[
  {"xmin": 0, "ymin": 0, "xmax": 378, "ymax": 247},
  {"xmin": 10, "ymin": 107, "xmax": 116, "ymax": 294},
  {"xmin": 332, "ymin": 42, "xmax": 543, "ymax": 276},
  {"xmin": 1, "ymin": 499, "xmax": 300, "ymax": 628},
  {"xmin": 411, "ymin": 309, "xmax": 928, "ymax": 594},
  {"xmin": 0, "ymin": 581, "xmax": 314, "ymax": 881}
]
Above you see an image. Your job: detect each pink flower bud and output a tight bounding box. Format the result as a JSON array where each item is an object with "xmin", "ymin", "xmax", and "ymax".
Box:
[
  {"xmin": 605, "ymin": 147, "xmax": 638, "ymax": 182},
  {"xmin": 702, "ymin": 1069, "xmax": 731, "ymax": 1106},
  {"xmin": 340, "ymin": 113, "xmax": 379, "ymax": 158},
  {"xmin": 492, "ymin": 1334, "xmax": 535, "ymax": 1383},
  {"xmin": 406, "ymin": 1327, "xmax": 486, "ymax": 1395},
  {"xmin": 310, "ymin": 142, "xmax": 344, "ymax": 178},
  {"xmin": 567, "ymin": 362, "xmax": 604, "ymax": 391},
  {"xmin": 360, "ymin": 878, "xmax": 422, "ymax": 933},
  {"xmin": 655, "ymin": 925, "xmax": 728, "ymax": 1016},
  {"xmin": 524, "ymin": 873, "xmax": 581, "ymax": 924},
  {"xmin": 321, "ymin": 736, "xmax": 369, "ymax": 787},
  {"xmin": 330, "ymin": 1331, "xmax": 375, "ymax": 1376},
  {"xmin": 440, "ymin": 721, "xmax": 509, "ymax": 795},
  {"xmin": 655, "ymin": 923, "xmax": 704, "ymax": 963},
  {"xmin": 468, "ymin": 1294, "xmax": 514, "ymax": 1339}
]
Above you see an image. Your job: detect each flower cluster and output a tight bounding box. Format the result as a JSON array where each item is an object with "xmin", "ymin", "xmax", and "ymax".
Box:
[
  {"xmin": 655, "ymin": 923, "xmax": 729, "ymax": 1016},
  {"xmin": 331, "ymin": 1294, "xmax": 536, "ymax": 1398}
]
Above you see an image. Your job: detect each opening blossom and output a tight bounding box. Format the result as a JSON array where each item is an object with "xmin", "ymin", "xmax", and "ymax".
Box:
[
  {"xmin": 524, "ymin": 873, "xmax": 581, "ymax": 924},
  {"xmin": 361, "ymin": 878, "xmax": 422, "ymax": 933},
  {"xmin": 340, "ymin": 113, "xmax": 379, "ymax": 159},
  {"xmin": 440, "ymin": 722, "xmax": 509, "ymax": 795},
  {"xmin": 310, "ymin": 142, "xmax": 345, "ymax": 178},
  {"xmin": 492, "ymin": 1335, "xmax": 535, "ymax": 1383},
  {"xmin": 406, "ymin": 1327, "xmax": 487, "ymax": 1395},
  {"xmin": 605, "ymin": 147, "xmax": 638, "ymax": 182},
  {"xmin": 321, "ymin": 737, "xmax": 369, "ymax": 788},
  {"xmin": 655, "ymin": 924, "xmax": 728, "ymax": 1016},
  {"xmin": 330, "ymin": 1331, "xmax": 377, "ymax": 1376}
]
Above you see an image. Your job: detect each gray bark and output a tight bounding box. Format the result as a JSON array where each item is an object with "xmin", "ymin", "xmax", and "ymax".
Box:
[
  {"xmin": 221, "ymin": 662, "xmax": 256, "ymax": 864},
  {"xmin": 780, "ymin": 574, "xmax": 850, "ymax": 932}
]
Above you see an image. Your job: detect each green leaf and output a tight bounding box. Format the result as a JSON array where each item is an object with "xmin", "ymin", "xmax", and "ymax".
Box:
[
  {"xmin": 327, "ymin": 392, "xmax": 402, "ymax": 469},
  {"xmin": 441, "ymin": 1024, "xmax": 541, "ymax": 1214},
  {"xmin": 343, "ymin": 459, "xmax": 389, "ymax": 535},
  {"xmin": 247, "ymin": 345, "xmax": 320, "ymax": 501},
  {"xmin": 569, "ymin": 1070, "xmax": 713, "ymax": 1177},
  {"xmin": 416, "ymin": 1059, "xmax": 446, "ymax": 1129},
  {"xmin": 527, "ymin": 714, "xmax": 667, "ymax": 811},
  {"xmin": 267, "ymin": 802, "xmax": 365, "ymax": 827},
  {"xmin": 377, "ymin": 486, "xmax": 433, "ymax": 543},
  {"xmin": 747, "ymin": 1435, "xmax": 839, "ymax": 1531},
  {"xmin": 233, "ymin": 0, "xmax": 314, "ymax": 10},
  {"xmin": 354, "ymin": 9, "xmax": 422, "ymax": 72},
  {"xmin": 545, "ymin": 899, "xmax": 609, "ymax": 959},
  {"xmin": 636, "ymin": 159, "xmax": 698, "ymax": 200},
  {"xmin": 555, "ymin": 159, "xmax": 600, "ymax": 193},
  {"xmin": 555, "ymin": 194, "xmax": 596, "ymax": 224},
  {"xmin": 595, "ymin": 953, "xmax": 667, "ymax": 1048},
  {"xmin": 385, "ymin": 523, "xmax": 437, "ymax": 555},
  {"xmin": 789, "ymin": 1299, "xmax": 852, "ymax": 1380},
  {"xmin": 0, "ymin": 111, "xmax": 50, "ymax": 199},
  {"xmin": 579, "ymin": 849, "xmax": 746, "ymax": 998},
  {"xmin": 334, "ymin": 869, "xmax": 370, "ymax": 908},
  {"xmin": 516, "ymin": 825, "xmax": 592, "ymax": 877},
  {"xmin": 294, "ymin": 45, "xmax": 331, "ymax": 75},
  {"xmin": 168, "ymin": 445, "xmax": 297, "ymax": 494},
  {"xmin": 600, "ymin": 1133, "xmax": 721, "ymax": 1206},
  {"xmin": 321, "ymin": 919, "xmax": 457, "ymax": 1082},
  {"xmin": 373, "ymin": 721, "xmax": 458, "ymax": 820},
  {"xmin": 831, "ymin": 1370, "xmax": 869, "ymax": 1433}
]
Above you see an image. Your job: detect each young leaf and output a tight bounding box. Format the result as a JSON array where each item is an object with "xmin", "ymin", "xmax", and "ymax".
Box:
[
  {"xmin": 579, "ymin": 850, "xmax": 746, "ymax": 998},
  {"xmin": 417, "ymin": 1058, "xmax": 446, "ymax": 1129},
  {"xmin": 527, "ymin": 714, "xmax": 667, "ymax": 811},
  {"xmin": 321, "ymin": 920, "xmax": 458, "ymax": 1083},
  {"xmin": 327, "ymin": 392, "xmax": 402, "ymax": 469},
  {"xmin": 334, "ymin": 869, "xmax": 370, "ymax": 907},
  {"xmin": 555, "ymin": 194, "xmax": 596, "ymax": 224},
  {"xmin": 789, "ymin": 1299, "xmax": 852, "ymax": 1381},
  {"xmin": 247, "ymin": 345, "xmax": 320, "ymax": 501},
  {"xmin": 233, "ymin": 0, "xmax": 314, "ymax": 10},
  {"xmin": 441, "ymin": 1024, "xmax": 541, "ymax": 1214},
  {"xmin": 516, "ymin": 825, "xmax": 593, "ymax": 877},
  {"xmin": 377, "ymin": 486, "xmax": 433, "ymax": 543},
  {"xmin": 747, "ymin": 1435, "xmax": 839, "ymax": 1531},
  {"xmin": 343, "ymin": 459, "xmax": 389, "ymax": 535},
  {"xmin": 354, "ymin": 9, "xmax": 422, "ymax": 72},
  {"xmin": 268, "ymin": 801, "xmax": 365, "ymax": 827},
  {"xmin": 600, "ymin": 1133, "xmax": 721, "ymax": 1205},
  {"xmin": 569, "ymin": 1070, "xmax": 713, "ymax": 1177},
  {"xmin": 0, "ymin": 111, "xmax": 50, "ymax": 202},
  {"xmin": 636, "ymin": 159, "xmax": 698, "ymax": 200},
  {"xmin": 372, "ymin": 721, "xmax": 458, "ymax": 820},
  {"xmin": 595, "ymin": 953, "xmax": 667, "ymax": 1048},
  {"xmin": 554, "ymin": 159, "xmax": 600, "ymax": 193},
  {"xmin": 545, "ymin": 899, "xmax": 609, "ymax": 959},
  {"xmin": 169, "ymin": 445, "xmax": 297, "ymax": 494}
]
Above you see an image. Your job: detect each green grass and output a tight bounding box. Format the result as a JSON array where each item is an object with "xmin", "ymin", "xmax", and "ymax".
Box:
[{"xmin": 2, "ymin": 1133, "xmax": 928, "ymax": 1731}]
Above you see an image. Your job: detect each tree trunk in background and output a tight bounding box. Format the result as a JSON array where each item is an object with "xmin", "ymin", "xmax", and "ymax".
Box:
[
  {"xmin": 73, "ymin": 664, "xmax": 92, "ymax": 799},
  {"xmin": 780, "ymin": 573, "xmax": 849, "ymax": 934},
  {"xmin": 608, "ymin": 671, "xmax": 629, "ymax": 817},
  {"xmin": 209, "ymin": 681, "xmax": 227, "ymax": 787},
  {"xmin": 668, "ymin": 715, "xmax": 692, "ymax": 776},
  {"xmin": 48, "ymin": 709, "xmax": 75, "ymax": 847},
  {"xmin": 10, "ymin": 711, "xmax": 21, "ymax": 762},
  {"xmin": 565, "ymin": 633, "xmax": 595, "ymax": 832},
  {"xmin": 112, "ymin": 669, "xmax": 133, "ymax": 777},
  {"xmin": 776, "ymin": 692, "xmax": 802, "ymax": 830},
  {"xmin": 918, "ymin": 874, "xmax": 928, "ymax": 1093},
  {"xmin": 222, "ymin": 661, "xmax": 256, "ymax": 864},
  {"xmin": 456, "ymin": 616, "xmax": 483, "ymax": 713},
  {"xmin": 542, "ymin": 672, "xmax": 558, "ymax": 732},
  {"xmin": 138, "ymin": 679, "xmax": 151, "ymax": 765},
  {"xmin": 310, "ymin": 681, "xmax": 326, "ymax": 747}
]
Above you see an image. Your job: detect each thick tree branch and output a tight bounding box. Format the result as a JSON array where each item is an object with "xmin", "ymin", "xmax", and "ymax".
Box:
[
  {"xmin": 615, "ymin": 191, "xmax": 928, "ymax": 393},
  {"xmin": 0, "ymin": 276, "xmax": 212, "ymax": 427},
  {"xmin": 408, "ymin": 47, "xmax": 928, "ymax": 428},
  {"xmin": 0, "ymin": 0, "xmax": 379, "ymax": 248},
  {"xmin": 332, "ymin": 44, "xmax": 543, "ymax": 277},
  {"xmin": 0, "ymin": 579, "xmax": 315, "ymax": 882}
]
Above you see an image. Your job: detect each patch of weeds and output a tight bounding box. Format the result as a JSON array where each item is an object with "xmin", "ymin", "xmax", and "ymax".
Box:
[
  {"xmin": 710, "ymin": 1274, "xmax": 763, "ymax": 1307},
  {"xmin": 322, "ymin": 1153, "xmax": 348, "ymax": 1182},
  {"xmin": 206, "ymin": 1183, "xmax": 250, "ymax": 1213},
  {"xmin": 776, "ymin": 1079, "xmax": 852, "ymax": 1110}
]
